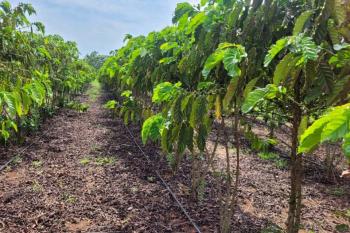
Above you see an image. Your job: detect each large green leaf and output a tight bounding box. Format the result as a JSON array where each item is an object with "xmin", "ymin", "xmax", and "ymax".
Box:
[
  {"xmin": 187, "ymin": 12, "xmax": 206, "ymax": 34},
  {"xmin": 202, "ymin": 50, "xmax": 226, "ymax": 78},
  {"xmin": 141, "ymin": 114, "xmax": 165, "ymax": 144},
  {"xmin": 241, "ymin": 84, "xmax": 281, "ymax": 114},
  {"xmin": 241, "ymin": 88, "xmax": 267, "ymax": 114},
  {"xmin": 172, "ymin": 2, "xmax": 195, "ymax": 23},
  {"xmin": 273, "ymin": 53, "xmax": 298, "ymax": 85},
  {"xmin": 197, "ymin": 124, "xmax": 208, "ymax": 152},
  {"xmin": 223, "ymin": 77, "xmax": 240, "ymax": 110},
  {"xmin": 299, "ymin": 104, "xmax": 350, "ymax": 153},
  {"xmin": 264, "ymin": 38, "xmax": 288, "ymax": 67},
  {"xmin": 152, "ymin": 82, "xmax": 182, "ymax": 104},
  {"xmin": 293, "ymin": 11, "xmax": 313, "ymax": 36},
  {"xmin": 160, "ymin": 42, "xmax": 179, "ymax": 52},
  {"xmin": 223, "ymin": 46, "xmax": 247, "ymax": 77},
  {"xmin": 190, "ymin": 96, "xmax": 207, "ymax": 128},
  {"xmin": 293, "ymin": 35, "xmax": 320, "ymax": 65}
]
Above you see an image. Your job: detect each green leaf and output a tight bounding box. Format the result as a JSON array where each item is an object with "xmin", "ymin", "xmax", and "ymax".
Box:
[
  {"xmin": 273, "ymin": 53, "xmax": 298, "ymax": 85},
  {"xmin": 299, "ymin": 104, "xmax": 350, "ymax": 153},
  {"xmin": 321, "ymin": 110, "xmax": 349, "ymax": 142},
  {"xmin": 160, "ymin": 42, "xmax": 178, "ymax": 52},
  {"xmin": 223, "ymin": 47, "xmax": 247, "ymax": 77},
  {"xmin": 159, "ymin": 56, "xmax": 177, "ymax": 65},
  {"xmin": 152, "ymin": 82, "xmax": 181, "ymax": 104},
  {"xmin": 171, "ymin": 94, "xmax": 183, "ymax": 123},
  {"xmin": 103, "ymin": 100, "xmax": 117, "ymax": 109},
  {"xmin": 3, "ymin": 92, "xmax": 17, "ymax": 117},
  {"xmin": 292, "ymin": 35, "xmax": 320, "ymax": 65},
  {"xmin": 243, "ymin": 77, "xmax": 259, "ymax": 100},
  {"xmin": 202, "ymin": 49, "xmax": 225, "ymax": 78},
  {"xmin": 187, "ymin": 12, "xmax": 206, "ymax": 35},
  {"xmin": 178, "ymin": 124, "xmax": 189, "ymax": 154},
  {"xmin": 197, "ymin": 124, "xmax": 208, "ymax": 152},
  {"xmin": 172, "ymin": 2, "xmax": 195, "ymax": 23},
  {"xmin": 121, "ymin": 90, "xmax": 132, "ymax": 97},
  {"xmin": 223, "ymin": 77, "xmax": 239, "ymax": 110},
  {"xmin": 190, "ymin": 96, "xmax": 207, "ymax": 128},
  {"xmin": 5, "ymin": 120, "xmax": 18, "ymax": 132},
  {"xmin": 241, "ymin": 84, "xmax": 280, "ymax": 113},
  {"xmin": 200, "ymin": 0, "xmax": 208, "ymax": 6},
  {"xmin": 298, "ymin": 116, "xmax": 329, "ymax": 153},
  {"xmin": 241, "ymin": 88, "xmax": 267, "ymax": 114},
  {"xmin": 298, "ymin": 116, "xmax": 308, "ymax": 141},
  {"xmin": 141, "ymin": 114, "xmax": 165, "ymax": 144},
  {"xmin": 343, "ymin": 133, "xmax": 350, "ymax": 160},
  {"xmin": 264, "ymin": 38, "xmax": 288, "ymax": 67},
  {"xmin": 293, "ymin": 11, "xmax": 313, "ymax": 36}
]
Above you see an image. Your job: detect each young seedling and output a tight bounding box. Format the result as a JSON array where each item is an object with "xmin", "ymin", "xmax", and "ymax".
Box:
[
  {"xmin": 79, "ymin": 157, "xmax": 91, "ymax": 165},
  {"xmin": 31, "ymin": 180, "xmax": 42, "ymax": 192},
  {"xmin": 94, "ymin": 157, "xmax": 116, "ymax": 166},
  {"xmin": 62, "ymin": 193, "xmax": 77, "ymax": 204},
  {"xmin": 32, "ymin": 160, "xmax": 43, "ymax": 168}
]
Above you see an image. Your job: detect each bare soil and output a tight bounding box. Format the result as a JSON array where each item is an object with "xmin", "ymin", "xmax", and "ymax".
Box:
[{"xmin": 0, "ymin": 89, "xmax": 349, "ymax": 233}]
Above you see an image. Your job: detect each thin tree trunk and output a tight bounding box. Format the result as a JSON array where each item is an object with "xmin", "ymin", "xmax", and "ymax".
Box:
[{"xmin": 287, "ymin": 76, "xmax": 303, "ymax": 233}]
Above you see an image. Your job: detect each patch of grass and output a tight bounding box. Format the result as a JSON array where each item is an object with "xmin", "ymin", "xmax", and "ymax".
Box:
[
  {"xmin": 66, "ymin": 101, "xmax": 89, "ymax": 112},
  {"xmin": 79, "ymin": 157, "xmax": 91, "ymax": 165},
  {"xmin": 258, "ymin": 152, "xmax": 279, "ymax": 161},
  {"xmin": 32, "ymin": 160, "xmax": 43, "ymax": 168},
  {"xmin": 274, "ymin": 159, "xmax": 288, "ymax": 169},
  {"xmin": 336, "ymin": 224, "xmax": 349, "ymax": 232},
  {"xmin": 91, "ymin": 144, "xmax": 101, "ymax": 150},
  {"xmin": 94, "ymin": 156, "xmax": 116, "ymax": 166},
  {"xmin": 12, "ymin": 155, "xmax": 23, "ymax": 165},
  {"xmin": 329, "ymin": 187, "xmax": 346, "ymax": 197},
  {"xmin": 32, "ymin": 180, "xmax": 42, "ymax": 192},
  {"xmin": 335, "ymin": 209, "xmax": 350, "ymax": 221},
  {"xmin": 346, "ymin": 209, "xmax": 350, "ymax": 218},
  {"xmin": 86, "ymin": 79, "xmax": 101, "ymax": 101},
  {"xmin": 62, "ymin": 193, "xmax": 77, "ymax": 203}
]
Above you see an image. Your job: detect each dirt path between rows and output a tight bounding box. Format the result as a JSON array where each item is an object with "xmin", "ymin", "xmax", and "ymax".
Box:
[
  {"xmin": 0, "ymin": 91, "xmax": 194, "ymax": 233},
  {"xmin": 0, "ymin": 87, "xmax": 349, "ymax": 233}
]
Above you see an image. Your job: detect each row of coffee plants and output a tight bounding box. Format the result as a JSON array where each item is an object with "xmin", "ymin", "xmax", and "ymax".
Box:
[
  {"xmin": 100, "ymin": 0, "xmax": 349, "ymax": 232},
  {"xmin": 0, "ymin": 1, "xmax": 94, "ymax": 143}
]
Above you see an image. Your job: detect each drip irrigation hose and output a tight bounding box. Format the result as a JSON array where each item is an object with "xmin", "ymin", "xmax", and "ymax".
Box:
[{"xmin": 123, "ymin": 124, "xmax": 202, "ymax": 233}]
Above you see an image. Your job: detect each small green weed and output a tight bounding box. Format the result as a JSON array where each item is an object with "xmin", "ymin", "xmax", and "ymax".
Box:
[
  {"xmin": 79, "ymin": 157, "xmax": 91, "ymax": 165},
  {"xmin": 63, "ymin": 193, "xmax": 77, "ymax": 203},
  {"xmin": 66, "ymin": 101, "xmax": 89, "ymax": 112},
  {"xmin": 94, "ymin": 156, "xmax": 115, "ymax": 166},
  {"xmin": 32, "ymin": 180, "xmax": 42, "ymax": 192},
  {"xmin": 330, "ymin": 187, "xmax": 346, "ymax": 197},
  {"xmin": 258, "ymin": 152, "xmax": 279, "ymax": 161},
  {"xmin": 12, "ymin": 155, "xmax": 23, "ymax": 165},
  {"xmin": 335, "ymin": 209, "xmax": 350, "ymax": 221},
  {"xmin": 336, "ymin": 224, "xmax": 349, "ymax": 232},
  {"xmin": 32, "ymin": 160, "xmax": 43, "ymax": 168},
  {"xmin": 275, "ymin": 159, "xmax": 288, "ymax": 169}
]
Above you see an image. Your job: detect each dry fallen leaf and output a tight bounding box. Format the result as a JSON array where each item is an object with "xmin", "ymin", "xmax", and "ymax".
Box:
[{"xmin": 340, "ymin": 169, "xmax": 350, "ymax": 178}]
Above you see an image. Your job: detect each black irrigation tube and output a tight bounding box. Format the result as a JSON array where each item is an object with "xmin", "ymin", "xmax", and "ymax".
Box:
[
  {"xmin": 0, "ymin": 133, "xmax": 46, "ymax": 172},
  {"xmin": 123, "ymin": 124, "xmax": 202, "ymax": 233}
]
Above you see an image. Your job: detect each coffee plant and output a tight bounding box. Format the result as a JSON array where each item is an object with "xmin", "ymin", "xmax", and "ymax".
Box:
[
  {"xmin": 99, "ymin": 0, "xmax": 349, "ymax": 232},
  {"xmin": 0, "ymin": 1, "xmax": 94, "ymax": 143}
]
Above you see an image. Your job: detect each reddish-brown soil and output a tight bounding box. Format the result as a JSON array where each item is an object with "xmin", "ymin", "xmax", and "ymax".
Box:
[{"xmin": 0, "ymin": 90, "xmax": 349, "ymax": 233}]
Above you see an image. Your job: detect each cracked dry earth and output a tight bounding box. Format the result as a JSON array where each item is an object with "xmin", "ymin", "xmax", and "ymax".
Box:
[{"xmin": 0, "ymin": 93, "xmax": 194, "ymax": 233}]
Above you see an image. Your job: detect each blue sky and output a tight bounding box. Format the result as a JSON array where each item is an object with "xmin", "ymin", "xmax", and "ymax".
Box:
[{"xmin": 9, "ymin": 0, "xmax": 199, "ymax": 56}]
